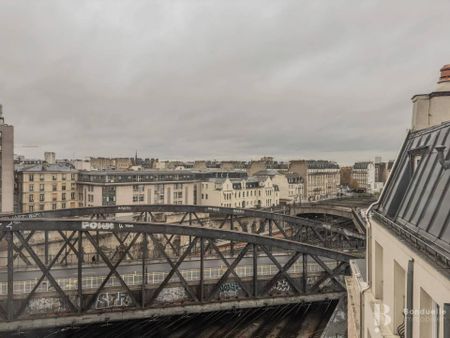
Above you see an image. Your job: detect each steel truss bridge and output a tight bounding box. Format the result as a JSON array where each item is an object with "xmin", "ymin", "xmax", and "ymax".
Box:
[{"xmin": 0, "ymin": 204, "xmax": 365, "ymax": 333}]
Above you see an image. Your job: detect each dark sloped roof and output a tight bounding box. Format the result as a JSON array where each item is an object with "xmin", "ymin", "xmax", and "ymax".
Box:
[
  {"xmin": 353, "ymin": 162, "xmax": 372, "ymax": 169},
  {"xmin": 306, "ymin": 160, "xmax": 339, "ymax": 169},
  {"xmin": 376, "ymin": 121, "xmax": 450, "ymax": 254},
  {"xmin": 16, "ymin": 162, "xmax": 76, "ymax": 172}
]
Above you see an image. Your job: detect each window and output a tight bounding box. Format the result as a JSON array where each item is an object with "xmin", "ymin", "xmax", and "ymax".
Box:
[
  {"xmin": 29, "ymin": 184, "xmax": 34, "ymax": 192},
  {"xmin": 29, "ymin": 174, "xmax": 34, "ymax": 181},
  {"xmin": 52, "ymin": 175, "xmax": 57, "ymax": 181},
  {"xmin": 40, "ymin": 184, "xmax": 45, "ymax": 191},
  {"xmin": 420, "ymin": 288, "xmax": 439, "ymax": 338},
  {"xmin": 71, "ymin": 192, "xmax": 75, "ymax": 200},
  {"xmin": 52, "ymin": 203, "xmax": 57, "ymax": 210},
  {"xmin": 29, "ymin": 205, "xmax": 34, "ymax": 212},
  {"xmin": 62, "ymin": 184, "xmax": 66, "ymax": 191},
  {"xmin": 39, "ymin": 194, "xmax": 44, "ymax": 202},
  {"xmin": 61, "ymin": 202, "xmax": 66, "ymax": 209},
  {"xmin": 62, "ymin": 174, "xmax": 66, "ymax": 181},
  {"xmin": 39, "ymin": 204, "xmax": 44, "ymax": 211},
  {"xmin": 40, "ymin": 174, "xmax": 44, "ymax": 181},
  {"xmin": 52, "ymin": 184, "xmax": 57, "ymax": 192},
  {"xmin": 29, "ymin": 194, "xmax": 34, "ymax": 202},
  {"xmin": 374, "ymin": 241, "xmax": 383, "ymax": 299},
  {"xmin": 62, "ymin": 193, "xmax": 66, "ymax": 201}
]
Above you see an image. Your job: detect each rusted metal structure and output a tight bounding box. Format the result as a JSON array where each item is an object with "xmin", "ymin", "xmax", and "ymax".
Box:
[{"xmin": 0, "ymin": 204, "xmax": 364, "ymax": 332}]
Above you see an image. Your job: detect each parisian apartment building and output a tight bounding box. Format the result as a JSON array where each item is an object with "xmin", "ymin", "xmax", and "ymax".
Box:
[
  {"xmin": 346, "ymin": 65, "xmax": 450, "ymax": 338},
  {"xmin": 13, "ymin": 155, "xmax": 346, "ymax": 212},
  {"xmin": 14, "ymin": 165, "xmax": 307, "ymax": 212},
  {"xmin": 15, "ymin": 163, "xmax": 78, "ymax": 212},
  {"xmin": 289, "ymin": 159, "xmax": 340, "ymax": 201},
  {"xmin": 351, "ymin": 161, "xmax": 376, "ymax": 193},
  {"xmin": 75, "ymin": 169, "xmax": 247, "ymax": 208},
  {"xmin": 252, "ymin": 169, "xmax": 304, "ymax": 204},
  {"xmin": 199, "ymin": 176, "xmax": 280, "ymax": 209}
]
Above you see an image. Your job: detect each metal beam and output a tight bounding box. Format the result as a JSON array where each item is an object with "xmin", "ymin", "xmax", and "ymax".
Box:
[
  {"xmin": 1, "ymin": 219, "xmax": 357, "ymax": 261},
  {"xmin": 148, "ymin": 235, "xmax": 198, "ymax": 304},
  {"xmin": 8, "ymin": 204, "xmax": 364, "ymax": 239},
  {"xmin": 207, "ymin": 241, "xmax": 252, "ymax": 300},
  {"xmin": 15, "ymin": 231, "xmax": 78, "ymax": 315},
  {"xmin": 84, "ymin": 231, "xmax": 140, "ymax": 310}
]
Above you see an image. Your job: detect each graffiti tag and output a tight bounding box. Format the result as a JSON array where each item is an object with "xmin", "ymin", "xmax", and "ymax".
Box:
[
  {"xmin": 156, "ymin": 287, "xmax": 187, "ymax": 303},
  {"xmin": 219, "ymin": 282, "xmax": 240, "ymax": 298},
  {"xmin": 95, "ymin": 292, "xmax": 132, "ymax": 309}
]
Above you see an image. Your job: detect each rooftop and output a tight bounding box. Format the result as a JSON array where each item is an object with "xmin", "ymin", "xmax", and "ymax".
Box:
[
  {"xmin": 16, "ymin": 162, "xmax": 76, "ymax": 172},
  {"xmin": 375, "ymin": 120, "xmax": 450, "ymax": 261},
  {"xmin": 353, "ymin": 162, "xmax": 373, "ymax": 170},
  {"xmin": 307, "ymin": 160, "xmax": 340, "ymax": 169}
]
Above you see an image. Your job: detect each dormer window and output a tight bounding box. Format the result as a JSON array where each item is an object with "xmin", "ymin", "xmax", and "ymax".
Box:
[{"xmin": 408, "ymin": 145, "xmax": 429, "ymax": 173}]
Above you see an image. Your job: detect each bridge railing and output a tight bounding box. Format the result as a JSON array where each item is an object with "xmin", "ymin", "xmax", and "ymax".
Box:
[{"xmin": 0, "ymin": 260, "xmax": 337, "ymax": 296}]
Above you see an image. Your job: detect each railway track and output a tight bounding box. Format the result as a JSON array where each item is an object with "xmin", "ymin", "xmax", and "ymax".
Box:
[{"xmin": 10, "ymin": 301, "xmax": 340, "ymax": 338}]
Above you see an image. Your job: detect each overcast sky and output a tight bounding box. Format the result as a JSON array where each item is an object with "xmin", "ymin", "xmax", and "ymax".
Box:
[{"xmin": 1, "ymin": 1, "xmax": 450, "ymax": 165}]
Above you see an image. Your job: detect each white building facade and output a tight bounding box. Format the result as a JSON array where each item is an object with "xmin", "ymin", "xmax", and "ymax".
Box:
[
  {"xmin": 289, "ymin": 160, "xmax": 340, "ymax": 201},
  {"xmin": 76, "ymin": 170, "xmax": 247, "ymax": 207},
  {"xmin": 253, "ymin": 169, "xmax": 304, "ymax": 204},
  {"xmin": 352, "ymin": 162, "xmax": 376, "ymax": 193},
  {"xmin": 200, "ymin": 177, "xmax": 280, "ymax": 209}
]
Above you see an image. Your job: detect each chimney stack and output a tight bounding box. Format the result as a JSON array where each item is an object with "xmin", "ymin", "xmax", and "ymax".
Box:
[
  {"xmin": 411, "ymin": 65, "xmax": 450, "ymax": 131},
  {"xmin": 438, "ymin": 64, "xmax": 450, "ymax": 83}
]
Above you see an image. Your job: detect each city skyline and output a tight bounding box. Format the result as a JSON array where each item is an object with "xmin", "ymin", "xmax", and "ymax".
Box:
[{"xmin": 2, "ymin": 1, "xmax": 450, "ymax": 163}]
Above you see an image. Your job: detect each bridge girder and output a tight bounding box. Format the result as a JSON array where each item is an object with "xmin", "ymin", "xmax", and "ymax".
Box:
[
  {"xmin": 8, "ymin": 204, "xmax": 365, "ymax": 240},
  {"xmin": 0, "ymin": 219, "xmax": 352, "ymax": 330}
]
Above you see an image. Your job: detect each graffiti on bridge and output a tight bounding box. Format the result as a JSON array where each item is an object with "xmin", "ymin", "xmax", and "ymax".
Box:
[
  {"xmin": 270, "ymin": 279, "xmax": 291, "ymax": 294},
  {"xmin": 25, "ymin": 297, "xmax": 65, "ymax": 314},
  {"xmin": 95, "ymin": 292, "xmax": 133, "ymax": 309},
  {"xmin": 156, "ymin": 287, "xmax": 188, "ymax": 303},
  {"xmin": 219, "ymin": 282, "xmax": 241, "ymax": 298}
]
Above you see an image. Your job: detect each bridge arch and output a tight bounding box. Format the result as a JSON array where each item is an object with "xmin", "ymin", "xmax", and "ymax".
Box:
[{"xmin": 0, "ymin": 218, "xmax": 354, "ymax": 332}]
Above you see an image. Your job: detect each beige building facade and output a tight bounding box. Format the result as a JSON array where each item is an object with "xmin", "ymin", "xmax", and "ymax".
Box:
[
  {"xmin": 90, "ymin": 157, "xmax": 133, "ymax": 171},
  {"xmin": 352, "ymin": 162, "xmax": 376, "ymax": 193},
  {"xmin": 289, "ymin": 160, "xmax": 340, "ymax": 201},
  {"xmin": 253, "ymin": 169, "xmax": 304, "ymax": 204},
  {"xmin": 77, "ymin": 170, "xmax": 247, "ymax": 207},
  {"xmin": 199, "ymin": 176, "xmax": 279, "ymax": 209},
  {"xmin": 15, "ymin": 163, "xmax": 79, "ymax": 212}
]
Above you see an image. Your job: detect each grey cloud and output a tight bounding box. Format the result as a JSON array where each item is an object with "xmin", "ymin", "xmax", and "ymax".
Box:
[{"xmin": 1, "ymin": 0, "xmax": 450, "ymax": 164}]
